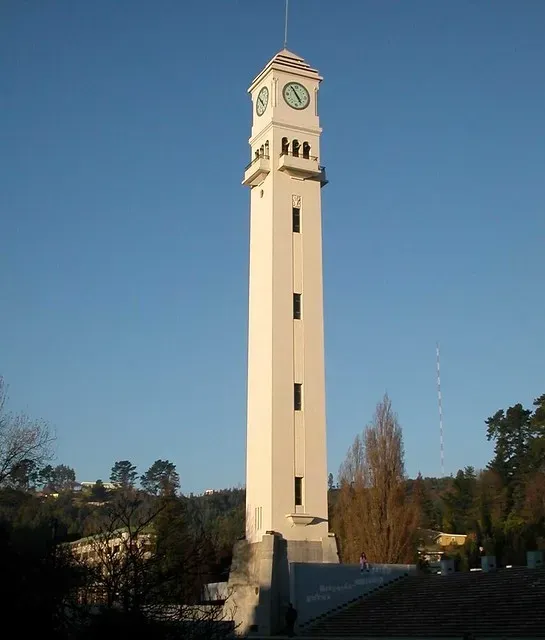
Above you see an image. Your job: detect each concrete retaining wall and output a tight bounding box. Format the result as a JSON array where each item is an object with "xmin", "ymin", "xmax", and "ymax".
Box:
[{"xmin": 291, "ymin": 562, "xmax": 416, "ymax": 627}]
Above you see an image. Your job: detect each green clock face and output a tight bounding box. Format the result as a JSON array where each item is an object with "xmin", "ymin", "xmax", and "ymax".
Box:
[
  {"xmin": 283, "ymin": 82, "xmax": 310, "ymax": 110},
  {"xmin": 256, "ymin": 86, "xmax": 269, "ymax": 116}
]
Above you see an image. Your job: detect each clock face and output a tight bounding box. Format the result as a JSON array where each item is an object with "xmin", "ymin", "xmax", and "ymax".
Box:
[
  {"xmin": 283, "ymin": 82, "xmax": 310, "ymax": 110},
  {"xmin": 256, "ymin": 86, "xmax": 269, "ymax": 116}
]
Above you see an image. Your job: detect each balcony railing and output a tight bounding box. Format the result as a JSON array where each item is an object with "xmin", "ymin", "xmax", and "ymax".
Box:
[
  {"xmin": 245, "ymin": 154, "xmax": 270, "ymax": 172},
  {"xmin": 242, "ymin": 154, "xmax": 271, "ymax": 187},
  {"xmin": 280, "ymin": 150, "xmax": 318, "ymax": 162},
  {"xmin": 278, "ymin": 150, "xmax": 325, "ymax": 183},
  {"xmin": 243, "ymin": 151, "xmax": 327, "ymax": 187}
]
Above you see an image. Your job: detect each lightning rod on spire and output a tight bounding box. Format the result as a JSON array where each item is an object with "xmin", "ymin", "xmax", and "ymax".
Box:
[{"xmin": 284, "ymin": 0, "xmax": 289, "ymax": 49}]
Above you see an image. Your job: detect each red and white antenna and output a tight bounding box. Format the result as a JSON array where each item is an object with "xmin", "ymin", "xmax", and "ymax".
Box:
[{"xmin": 436, "ymin": 342, "xmax": 445, "ymax": 477}]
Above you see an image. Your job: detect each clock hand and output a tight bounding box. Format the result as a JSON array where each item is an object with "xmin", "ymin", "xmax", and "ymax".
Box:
[{"xmin": 292, "ymin": 87, "xmax": 302, "ymax": 104}]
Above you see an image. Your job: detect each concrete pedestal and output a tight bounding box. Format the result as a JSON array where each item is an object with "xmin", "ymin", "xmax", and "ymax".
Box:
[
  {"xmin": 440, "ymin": 557, "xmax": 455, "ymax": 575},
  {"xmin": 527, "ymin": 550, "xmax": 544, "ymax": 569},
  {"xmin": 481, "ymin": 555, "xmax": 497, "ymax": 572},
  {"xmin": 223, "ymin": 532, "xmax": 339, "ymax": 636}
]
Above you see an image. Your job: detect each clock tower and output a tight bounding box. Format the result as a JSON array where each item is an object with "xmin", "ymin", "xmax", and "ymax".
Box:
[
  {"xmin": 243, "ymin": 48, "xmax": 330, "ymax": 545},
  {"xmin": 224, "ymin": 48, "xmax": 338, "ymax": 637}
]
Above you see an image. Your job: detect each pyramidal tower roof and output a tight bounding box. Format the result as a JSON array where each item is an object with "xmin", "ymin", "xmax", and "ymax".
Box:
[
  {"xmin": 249, "ymin": 48, "xmax": 322, "ymax": 91},
  {"xmin": 266, "ymin": 48, "xmax": 318, "ymax": 73}
]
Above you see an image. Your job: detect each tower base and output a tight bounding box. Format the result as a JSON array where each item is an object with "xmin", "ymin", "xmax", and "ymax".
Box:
[{"xmin": 223, "ymin": 532, "xmax": 339, "ymax": 636}]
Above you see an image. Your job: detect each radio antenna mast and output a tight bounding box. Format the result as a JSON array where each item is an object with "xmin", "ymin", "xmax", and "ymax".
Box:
[
  {"xmin": 436, "ymin": 342, "xmax": 445, "ymax": 477},
  {"xmin": 284, "ymin": 0, "xmax": 289, "ymax": 49}
]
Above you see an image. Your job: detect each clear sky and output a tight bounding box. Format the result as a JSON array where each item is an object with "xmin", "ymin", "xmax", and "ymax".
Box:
[{"xmin": 2, "ymin": 0, "xmax": 544, "ymax": 493}]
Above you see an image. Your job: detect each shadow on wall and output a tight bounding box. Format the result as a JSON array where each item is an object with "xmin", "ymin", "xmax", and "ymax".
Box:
[
  {"xmin": 220, "ymin": 534, "xmax": 298, "ymax": 636},
  {"xmin": 244, "ymin": 587, "xmax": 299, "ymax": 638},
  {"xmin": 219, "ymin": 536, "xmax": 415, "ymax": 636}
]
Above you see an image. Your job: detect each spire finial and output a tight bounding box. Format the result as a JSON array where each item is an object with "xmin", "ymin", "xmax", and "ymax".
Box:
[{"xmin": 284, "ymin": 0, "xmax": 289, "ymax": 49}]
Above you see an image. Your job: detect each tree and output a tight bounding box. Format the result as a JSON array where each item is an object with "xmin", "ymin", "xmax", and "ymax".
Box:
[
  {"xmin": 411, "ymin": 472, "xmax": 439, "ymax": 530},
  {"xmin": 73, "ymin": 491, "xmax": 159, "ymax": 611},
  {"xmin": 523, "ymin": 471, "xmax": 545, "ymax": 529},
  {"xmin": 71, "ymin": 491, "xmax": 232, "ymax": 638},
  {"xmin": 39, "ymin": 464, "xmax": 76, "ymax": 492},
  {"xmin": 141, "ymin": 460, "xmax": 180, "ymax": 496},
  {"xmin": 529, "ymin": 394, "xmax": 545, "ymax": 472},
  {"xmin": 0, "ymin": 517, "xmax": 88, "ymax": 636},
  {"xmin": 531, "ymin": 393, "xmax": 545, "ymax": 432},
  {"xmin": 90, "ymin": 479, "xmax": 108, "ymax": 502},
  {"xmin": 441, "ymin": 467, "xmax": 478, "ymax": 534},
  {"xmin": 486, "ymin": 403, "xmax": 533, "ymax": 486},
  {"xmin": 8, "ymin": 458, "xmax": 40, "ymax": 490},
  {"xmin": 152, "ymin": 494, "xmax": 216, "ymax": 604},
  {"xmin": 481, "ymin": 394, "xmax": 545, "ymax": 564},
  {"xmin": 333, "ymin": 394, "xmax": 418, "ymax": 564},
  {"xmin": 110, "ymin": 460, "xmax": 138, "ymax": 489},
  {"xmin": 0, "ymin": 377, "xmax": 53, "ymax": 486},
  {"xmin": 486, "ymin": 397, "xmax": 545, "ymax": 522},
  {"xmin": 328, "ymin": 473, "xmax": 334, "ymax": 491}
]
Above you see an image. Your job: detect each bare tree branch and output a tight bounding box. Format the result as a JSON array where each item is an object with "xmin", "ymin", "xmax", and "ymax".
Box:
[
  {"xmin": 68, "ymin": 491, "xmax": 234, "ymax": 636},
  {"xmin": 0, "ymin": 377, "xmax": 54, "ymax": 485}
]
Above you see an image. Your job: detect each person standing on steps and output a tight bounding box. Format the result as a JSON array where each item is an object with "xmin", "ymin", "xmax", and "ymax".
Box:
[{"xmin": 285, "ymin": 602, "xmax": 298, "ymax": 637}]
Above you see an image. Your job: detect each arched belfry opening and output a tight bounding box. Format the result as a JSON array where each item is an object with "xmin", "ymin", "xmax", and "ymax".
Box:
[
  {"xmin": 264, "ymin": 141, "xmax": 269, "ymax": 158},
  {"xmin": 302, "ymin": 142, "xmax": 311, "ymax": 159},
  {"xmin": 292, "ymin": 139, "xmax": 300, "ymax": 157},
  {"xmin": 281, "ymin": 137, "xmax": 289, "ymax": 155}
]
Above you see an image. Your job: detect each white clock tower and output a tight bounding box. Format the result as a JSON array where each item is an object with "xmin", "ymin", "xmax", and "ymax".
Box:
[
  {"xmin": 243, "ymin": 48, "xmax": 330, "ymax": 545},
  {"xmin": 224, "ymin": 48, "xmax": 338, "ymax": 637}
]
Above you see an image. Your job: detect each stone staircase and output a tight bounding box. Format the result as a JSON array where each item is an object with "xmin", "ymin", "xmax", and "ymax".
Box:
[{"xmin": 303, "ymin": 567, "xmax": 545, "ymax": 637}]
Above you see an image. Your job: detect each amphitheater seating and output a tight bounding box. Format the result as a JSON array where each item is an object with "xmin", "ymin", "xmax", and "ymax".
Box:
[{"xmin": 304, "ymin": 566, "xmax": 545, "ymax": 637}]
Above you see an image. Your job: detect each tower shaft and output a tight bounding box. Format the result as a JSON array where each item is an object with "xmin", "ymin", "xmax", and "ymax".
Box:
[{"xmin": 243, "ymin": 50, "xmax": 329, "ymax": 543}]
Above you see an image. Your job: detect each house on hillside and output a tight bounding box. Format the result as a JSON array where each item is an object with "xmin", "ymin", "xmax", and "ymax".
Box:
[
  {"xmin": 78, "ymin": 481, "xmax": 118, "ymax": 491},
  {"xmin": 418, "ymin": 529, "xmax": 468, "ymax": 566}
]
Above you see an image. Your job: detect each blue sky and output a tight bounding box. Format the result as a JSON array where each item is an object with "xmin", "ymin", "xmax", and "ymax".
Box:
[{"xmin": 1, "ymin": 0, "xmax": 544, "ymax": 493}]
